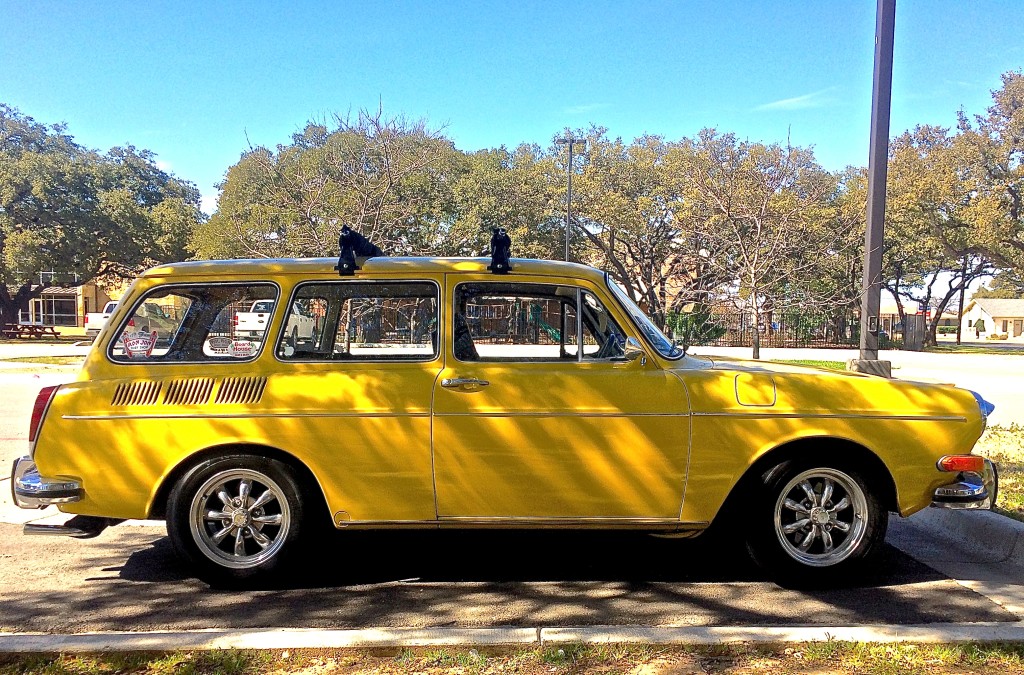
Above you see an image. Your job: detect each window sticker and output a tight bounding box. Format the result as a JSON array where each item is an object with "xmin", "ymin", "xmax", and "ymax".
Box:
[
  {"xmin": 122, "ymin": 330, "xmax": 158, "ymax": 359},
  {"xmin": 207, "ymin": 336, "xmax": 232, "ymax": 355},
  {"xmin": 229, "ymin": 340, "xmax": 255, "ymax": 358}
]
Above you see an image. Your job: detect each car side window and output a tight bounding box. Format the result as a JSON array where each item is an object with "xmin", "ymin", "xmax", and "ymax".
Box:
[
  {"xmin": 109, "ymin": 283, "xmax": 278, "ymax": 363},
  {"xmin": 453, "ymin": 282, "xmax": 624, "ymax": 362},
  {"xmin": 277, "ymin": 281, "xmax": 438, "ymax": 361}
]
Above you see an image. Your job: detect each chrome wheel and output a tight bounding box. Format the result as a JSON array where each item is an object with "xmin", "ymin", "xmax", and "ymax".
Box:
[
  {"xmin": 773, "ymin": 468, "xmax": 868, "ymax": 567},
  {"xmin": 188, "ymin": 468, "xmax": 291, "ymax": 569}
]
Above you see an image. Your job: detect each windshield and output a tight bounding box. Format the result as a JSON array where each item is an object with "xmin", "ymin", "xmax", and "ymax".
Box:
[{"xmin": 606, "ymin": 275, "xmax": 683, "ymax": 359}]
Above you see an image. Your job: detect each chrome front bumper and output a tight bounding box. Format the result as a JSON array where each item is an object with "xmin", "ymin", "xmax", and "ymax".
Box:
[
  {"xmin": 932, "ymin": 458, "xmax": 998, "ymax": 510},
  {"xmin": 10, "ymin": 456, "xmax": 82, "ymax": 509}
]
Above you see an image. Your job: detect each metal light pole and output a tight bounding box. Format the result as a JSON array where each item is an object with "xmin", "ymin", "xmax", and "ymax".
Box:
[
  {"xmin": 555, "ymin": 136, "xmax": 586, "ymax": 262},
  {"xmin": 851, "ymin": 0, "xmax": 896, "ymax": 377}
]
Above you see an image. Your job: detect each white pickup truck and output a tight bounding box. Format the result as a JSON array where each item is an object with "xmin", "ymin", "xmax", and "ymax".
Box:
[
  {"xmin": 234, "ymin": 299, "xmax": 317, "ymax": 342},
  {"xmin": 85, "ymin": 300, "xmax": 119, "ymax": 338}
]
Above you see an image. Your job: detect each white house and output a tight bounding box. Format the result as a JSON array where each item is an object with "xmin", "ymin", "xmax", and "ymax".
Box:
[{"xmin": 961, "ymin": 298, "xmax": 1024, "ymax": 340}]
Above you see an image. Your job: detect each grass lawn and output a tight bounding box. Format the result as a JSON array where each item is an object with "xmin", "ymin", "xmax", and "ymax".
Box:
[
  {"xmin": 977, "ymin": 424, "xmax": 1024, "ymax": 522},
  {"xmin": 4, "ymin": 643, "xmax": 1024, "ymax": 675},
  {"xmin": 926, "ymin": 343, "xmax": 1024, "ymax": 355},
  {"xmin": 0, "ymin": 356, "xmax": 85, "ymax": 365},
  {"xmin": 778, "ymin": 358, "xmax": 847, "ymax": 370}
]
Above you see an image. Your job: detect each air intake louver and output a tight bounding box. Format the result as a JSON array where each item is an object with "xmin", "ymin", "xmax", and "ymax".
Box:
[
  {"xmin": 163, "ymin": 378, "xmax": 215, "ymax": 406},
  {"xmin": 111, "ymin": 381, "xmax": 162, "ymax": 406},
  {"xmin": 215, "ymin": 377, "xmax": 267, "ymax": 405}
]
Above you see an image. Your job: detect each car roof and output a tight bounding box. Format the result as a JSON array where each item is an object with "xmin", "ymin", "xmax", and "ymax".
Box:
[{"xmin": 141, "ymin": 257, "xmax": 608, "ymax": 284}]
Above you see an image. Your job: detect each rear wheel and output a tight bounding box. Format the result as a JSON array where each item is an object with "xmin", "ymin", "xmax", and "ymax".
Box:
[
  {"xmin": 747, "ymin": 461, "xmax": 887, "ymax": 584},
  {"xmin": 167, "ymin": 455, "xmax": 306, "ymax": 584}
]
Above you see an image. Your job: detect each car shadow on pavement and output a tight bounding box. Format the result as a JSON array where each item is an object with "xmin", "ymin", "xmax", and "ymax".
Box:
[
  {"xmin": 117, "ymin": 530, "xmax": 941, "ymax": 589},
  {"xmin": 3, "ymin": 525, "xmax": 1010, "ymax": 632}
]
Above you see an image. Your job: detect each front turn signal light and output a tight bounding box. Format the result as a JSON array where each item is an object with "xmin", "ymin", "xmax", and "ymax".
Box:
[{"xmin": 937, "ymin": 455, "xmax": 985, "ymax": 473}]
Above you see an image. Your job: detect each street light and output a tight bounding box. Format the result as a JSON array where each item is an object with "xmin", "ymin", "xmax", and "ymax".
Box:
[{"xmin": 555, "ymin": 135, "xmax": 586, "ymax": 262}]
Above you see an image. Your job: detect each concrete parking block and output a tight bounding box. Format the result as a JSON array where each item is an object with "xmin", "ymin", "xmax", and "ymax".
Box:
[
  {"xmin": 541, "ymin": 622, "xmax": 1024, "ymax": 645},
  {"xmin": 0, "ymin": 627, "xmax": 541, "ymax": 652},
  {"xmin": 4, "ymin": 622, "xmax": 1024, "ymax": 652}
]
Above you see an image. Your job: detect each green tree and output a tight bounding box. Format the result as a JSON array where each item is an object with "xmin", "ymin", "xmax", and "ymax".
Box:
[
  {"xmin": 449, "ymin": 144, "xmax": 562, "ymax": 259},
  {"xmin": 195, "ymin": 109, "xmax": 464, "ymax": 259},
  {"xmin": 973, "ymin": 269, "xmax": 1024, "ymax": 298},
  {"xmin": 0, "ymin": 105, "xmax": 203, "ymax": 326},
  {"xmin": 674, "ymin": 130, "xmax": 848, "ymax": 359},
  {"xmin": 572, "ymin": 130, "xmax": 703, "ymax": 329},
  {"xmin": 883, "ymin": 126, "xmax": 993, "ymax": 346},
  {"xmin": 956, "ymin": 71, "xmax": 1024, "ymax": 275}
]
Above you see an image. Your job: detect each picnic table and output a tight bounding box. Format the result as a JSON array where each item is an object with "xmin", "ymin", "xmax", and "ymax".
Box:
[{"xmin": 1, "ymin": 324, "xmax": 61, "ymax": 339}]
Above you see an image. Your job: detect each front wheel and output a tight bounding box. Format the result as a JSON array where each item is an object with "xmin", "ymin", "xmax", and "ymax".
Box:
[
  {"xmin": 747, "ymin": 462, "xmax": 887, "ymax": 584},
  {"xmin": 167, "ymin": 455, "xmax": 306, "ymax": 584}
]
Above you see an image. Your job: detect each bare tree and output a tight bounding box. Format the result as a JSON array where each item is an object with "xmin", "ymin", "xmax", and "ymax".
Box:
[{"xmin": 675, "ymin": 130, "xmax": 854, "ymax": 359}]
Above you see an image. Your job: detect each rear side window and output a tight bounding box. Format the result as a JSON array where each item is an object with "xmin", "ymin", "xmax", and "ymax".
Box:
[
  {"xmin": 109, "ymin": 283, "xmax": 278, "ymax": 363},
  {"xmin": 277, "ymin": 281, "xmax": 438, "ymax": 361}
]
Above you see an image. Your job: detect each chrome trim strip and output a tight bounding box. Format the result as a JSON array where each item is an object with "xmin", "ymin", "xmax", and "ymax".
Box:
[
  {"xmin": 433, "ymin": 411, "xmax": 690, "ymax": 418},
  {"xmin": 437, "ymin": 516, "xmax": 706, "ymax": 526},
  {"xmin": 63, "ymin": 411, "xmax": 431, "ymax": 421},
  {"xmin": 691, "ymin": 411, "xmax": 967, "ymax": 422},
  {"xmin": 335, "ymin": 517, "xmax": 709, "ymax": 529}
]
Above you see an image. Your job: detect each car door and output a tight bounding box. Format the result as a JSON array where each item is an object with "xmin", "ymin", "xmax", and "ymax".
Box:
[
  {"xmin": 431, "ymin": 274, "xmax": 691, "ymax": 522},
  {"xmin": 270, "ymin": 278, "xmax": 443, "ymax": 523}
]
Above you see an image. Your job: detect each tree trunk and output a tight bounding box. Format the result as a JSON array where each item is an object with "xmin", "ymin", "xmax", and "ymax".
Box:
[{"xmin": 751, "ymin": 302, "xmax": 761, "ymax": 360}]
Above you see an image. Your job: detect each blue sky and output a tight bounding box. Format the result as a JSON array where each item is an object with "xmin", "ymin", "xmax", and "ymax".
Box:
[{"xmin": 2, "ymin": 1, "xmax": 1022, "ymax": 215}]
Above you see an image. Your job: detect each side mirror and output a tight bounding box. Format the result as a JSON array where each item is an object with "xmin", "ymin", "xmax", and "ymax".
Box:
[{"xmin": 623, "ymin": 337, "xmax": 647, "ymax": 364}]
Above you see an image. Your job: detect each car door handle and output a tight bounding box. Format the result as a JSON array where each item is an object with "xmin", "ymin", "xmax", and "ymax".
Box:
[{"xmin": 441, "ymin": 377, "xmax": 490, "ymax": 389}]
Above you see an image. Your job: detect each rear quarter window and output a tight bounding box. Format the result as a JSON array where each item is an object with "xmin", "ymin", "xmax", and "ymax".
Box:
[{"xmin": 108, "ymin": 282, "xmax": 279, "ymax": 363}]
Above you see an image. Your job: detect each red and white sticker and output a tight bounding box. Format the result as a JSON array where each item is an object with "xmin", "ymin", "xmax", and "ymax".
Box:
[
  {"xmin": 229, "ymin": 340, "xmax": 255, "ymax": 358},
  {"xmin": 122, "ymin": 330, "xmax": 158, "ymax": 359}
]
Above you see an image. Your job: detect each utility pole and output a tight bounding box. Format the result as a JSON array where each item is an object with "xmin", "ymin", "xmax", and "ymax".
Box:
[
  {"xmin": 555, "ymin": 135, "xmax": 586, "ymax": 262},
  {"xmin": 850, "ymin": 0, "xmax": 896, "ymax": 378}
]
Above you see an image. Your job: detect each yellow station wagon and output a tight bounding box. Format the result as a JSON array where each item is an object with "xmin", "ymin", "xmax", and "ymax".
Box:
[{"xmin": 12, "ymin": 243, "xmax": 998, "ymax": 584}]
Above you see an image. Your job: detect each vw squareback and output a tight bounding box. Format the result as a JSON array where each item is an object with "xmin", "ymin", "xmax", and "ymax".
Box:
[{"xmin": 13, "ymin": 253, "xmax": 998, "ymax": 584}]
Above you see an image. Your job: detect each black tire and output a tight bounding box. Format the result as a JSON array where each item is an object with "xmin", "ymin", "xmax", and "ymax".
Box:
[
  {"xmin": 167, "ymin": 454, "xmax": 306, "ymax": 585},
  {"xmin": 746, "ymin": 460, "xmax": 887, "ymax": 585}
]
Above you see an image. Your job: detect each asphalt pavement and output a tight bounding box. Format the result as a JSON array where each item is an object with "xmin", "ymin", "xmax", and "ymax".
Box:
[{"xmin": 0, "ymin": 523, "xmax": 1015, "ymax": 634}]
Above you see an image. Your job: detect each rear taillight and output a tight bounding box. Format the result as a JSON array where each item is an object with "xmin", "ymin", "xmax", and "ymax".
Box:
[
  {"xmin": 29, "ymin": 385, "xmax": 60, "ymax": 444},
  {"xmin": 937, "ymin": 455, "xmax": 984, "ymax": 473}
]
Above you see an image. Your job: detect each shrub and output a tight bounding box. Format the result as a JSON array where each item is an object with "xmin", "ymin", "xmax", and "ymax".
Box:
[
  {"xmin": 986, "ymin": 333, "xmax": 1009, "ymax": 340},
  {"xmin": 937, "ymin": 326, "xmax": 957, "ymax": 334}
]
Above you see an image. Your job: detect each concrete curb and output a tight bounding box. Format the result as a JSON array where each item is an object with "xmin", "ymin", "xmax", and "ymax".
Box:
[
  {"xmin": 0, "ymin": 628, "xmax": 539, "ymax": 652},
  {"xmin": 3, "ymin": 623, "xmax": 1024, "ymax": 653},
  {"xmin": 911, "ymin": 508, "xmax": 1024, "ymax": 566}
]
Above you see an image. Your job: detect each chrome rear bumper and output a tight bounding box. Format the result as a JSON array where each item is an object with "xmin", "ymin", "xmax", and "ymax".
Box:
[
  {"xmin": 10, "ymin": 456, "xmax": 82, "ymax": 509},
  {"xmin": 932, "ymin": 458, "xmax": 998, "ymax": 510}
]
